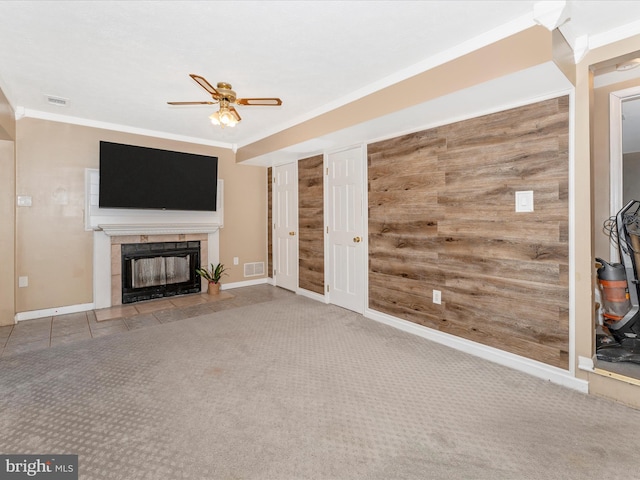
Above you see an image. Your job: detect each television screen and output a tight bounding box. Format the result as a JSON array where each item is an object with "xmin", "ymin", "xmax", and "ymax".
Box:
[{"xmin": 99, "ymin": 141, "xmax": 218, "ymax": 211}]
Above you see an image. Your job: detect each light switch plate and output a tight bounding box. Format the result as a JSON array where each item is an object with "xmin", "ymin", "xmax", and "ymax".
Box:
[
  {"xmin": 17, "ymin": 195, "xmax": 32, "ymax": 207},
  {"xmin": 515, "ymin": 191, "xmax": 534, "ymax": 212}
]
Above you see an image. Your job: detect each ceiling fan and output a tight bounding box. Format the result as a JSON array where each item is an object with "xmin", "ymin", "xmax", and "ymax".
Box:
[{"xmin": 167, "ymin": 74, "xmax": 282, "ymax": 128}]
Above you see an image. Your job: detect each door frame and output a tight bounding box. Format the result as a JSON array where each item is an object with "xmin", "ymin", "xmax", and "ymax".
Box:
[
  {"xmin": 610, "ymin": 86, "xmax": 640, "ymax": 260},
  {"xmin": 324, "ymin": 143, "xmax": 368, "ymax": 313}
]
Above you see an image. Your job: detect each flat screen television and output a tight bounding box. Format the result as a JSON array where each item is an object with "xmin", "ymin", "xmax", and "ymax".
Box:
[{"xmin": 99, "ymin": 141, "xmax": 218, "ymax": 211}]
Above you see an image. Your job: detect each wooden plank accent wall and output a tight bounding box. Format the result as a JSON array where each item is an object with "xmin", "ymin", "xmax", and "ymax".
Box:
[
  {"xmin": 367, "ymin": 96, "xmax": 569, "ymax": 369},
  {"xmin": 267, "ymin": 167, "xmax": 273, "ymax": 278},
  {"xmin": 298, "ymin": 155, "xmax": 324, "ymax": 294}
]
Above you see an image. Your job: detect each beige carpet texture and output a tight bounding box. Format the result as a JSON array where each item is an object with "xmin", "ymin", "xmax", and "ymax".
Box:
[{"xmin": 1, "ymin": 288, "xmax": 640, "ymax": 479}]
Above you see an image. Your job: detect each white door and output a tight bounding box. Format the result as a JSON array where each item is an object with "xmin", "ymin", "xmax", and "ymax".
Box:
[
  {"xmin": 327, "ymin": 146, "xmax": 366, "ymax": 313},
  {"xmin": 273, "ymin": 162, "xmax": 298, "ymax": 291}
]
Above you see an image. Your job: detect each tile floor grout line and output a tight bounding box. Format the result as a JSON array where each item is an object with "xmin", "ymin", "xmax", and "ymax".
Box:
[{"xmin": 0, "ymin": 287, "xmax": 294, "ymax": 358}]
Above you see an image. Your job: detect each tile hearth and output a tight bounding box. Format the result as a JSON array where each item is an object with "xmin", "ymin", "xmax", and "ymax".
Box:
[{"xmin": 0, "ymin": 285, "xmax": 293, "ymax": 358}]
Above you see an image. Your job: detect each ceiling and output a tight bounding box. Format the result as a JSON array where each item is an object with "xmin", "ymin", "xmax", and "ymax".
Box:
[{"xmin": 1, "ymin": 1, "xmax": 640, "ymax": 160}]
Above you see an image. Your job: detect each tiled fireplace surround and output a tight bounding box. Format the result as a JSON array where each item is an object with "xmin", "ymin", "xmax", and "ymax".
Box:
[{"xmin": 94, "ymin": 228, "xmax": 219, "ymax": 309}]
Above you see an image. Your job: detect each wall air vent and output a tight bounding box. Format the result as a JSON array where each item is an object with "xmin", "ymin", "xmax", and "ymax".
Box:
[
  {"xmin": 244, "ymin": 262, "xmax": 265, "ymax": 277},
  {"xmin": 46, "ymin": 95, "xmax": 69, "ymax": 107}
]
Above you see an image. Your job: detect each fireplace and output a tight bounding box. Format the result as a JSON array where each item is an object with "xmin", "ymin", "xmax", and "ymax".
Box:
[
  {"xmin": 87, "ymin": 172, "xmax": 223, "ymax": 309},
  {"xmin": 121, "ymin": 241, "xmax": 201, "ymax": 304}
]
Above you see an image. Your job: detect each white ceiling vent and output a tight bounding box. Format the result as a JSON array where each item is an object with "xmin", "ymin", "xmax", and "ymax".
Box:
[
  {"xmin": 244, "ymin": 262, "xmax": 265, "ymax": 277},
  {"xmin": 46, "ymin": 95, "xmax": 69, "ymax": 107}
]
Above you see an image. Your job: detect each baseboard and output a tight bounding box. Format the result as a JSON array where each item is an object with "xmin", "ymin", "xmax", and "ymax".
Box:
[
  {"xmin": 297, "ymin": 288, "xmax": 328, "ymax": 303},
  {"xmin": 365, "ymin": 308, "xmax": 589, "ymax": 393},
  {"xmin": 15, "ymin": 303, "xmax": 96, "ymax": 322},
  {"xmin": 14, "ymin": 279, "xmax": 270, "ymax": 320},
  {"xmin": 222, "ymin": 277, "xmax": 269, "ymax": 290}
]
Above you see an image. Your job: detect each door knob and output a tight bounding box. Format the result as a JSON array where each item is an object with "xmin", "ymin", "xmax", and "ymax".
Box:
[
  {"xmin": 353, "ymin": 236, "xmax": 362, "ymax": 243},
  {"xmin": 289, "ymin": 231, "xmax": 296, "ymax": 236}
]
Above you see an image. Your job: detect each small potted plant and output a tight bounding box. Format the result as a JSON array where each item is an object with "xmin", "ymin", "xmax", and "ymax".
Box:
[{"xmin": 196, "ymin": 262, "xmax": 228, "ymax": 295}]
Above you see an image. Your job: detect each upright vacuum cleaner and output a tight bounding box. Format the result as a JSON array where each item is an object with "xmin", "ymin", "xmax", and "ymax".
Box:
[{"xmin": 596, "ymin": 200, "xmax": 640, "ymax": 362}]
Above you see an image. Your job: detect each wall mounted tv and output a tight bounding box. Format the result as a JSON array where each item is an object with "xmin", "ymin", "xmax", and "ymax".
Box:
[{"xmin": 99, "ymin": 141, "xmax": 218, "ymax": 212}]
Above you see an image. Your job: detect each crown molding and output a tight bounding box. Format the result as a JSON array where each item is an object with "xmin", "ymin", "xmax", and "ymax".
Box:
[{"xmin": 15, "ymin": 107, "xmax": 234, "ymax": 149}]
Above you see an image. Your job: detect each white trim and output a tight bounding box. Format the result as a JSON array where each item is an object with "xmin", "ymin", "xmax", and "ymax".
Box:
[
  {"xmin": 16, "ymin": 303, "xmax": 95, "ymax": 322},
  {"xmin": 323, "ymin": 152, "xmax": 329, "ymax": 301},
  {"xmin": 578, "ymin": 355, "xmax": 595, "ymax": 372},
  {"xmin": 14, "ymin": 278, "xmax": 270, "ymax": 320},
  {"xmin": 17, "ymin": 108, "xmax": 233, "ymax": 149},
  {"xmin": 610, "ymin": 91, "xmax": 623, "ymax": 261},
  {"xmin": 362, "ymin": 143, "xmax": 370, "ymax": 318},
  {"xmin": 93, "ymin": 230, "xmax": 111, "ymax": 309},
  {"xmin": 98, "ymin": 224, "xmax": 221, "ymax": 236},
  {"xmin": 222, "ymin": 277, "xmax": 269, "ymax": 290},
  {"xmin": 588, "ymin": 18, "xmax": 640, "ymax": 51},
  {"xmin": 365, "ymin": 307, "xmax": 589, "ymax": 393},
  {"xmin": 297, "ymin": 288, "xmax": 328, "ymax": 304},
  {"xmin": 568, "ymin": 90, "xmax": 577, "ymax": 377},
  {"xmin": 533, "ymin": 1, "xmax": 569, "ymax": 31}
]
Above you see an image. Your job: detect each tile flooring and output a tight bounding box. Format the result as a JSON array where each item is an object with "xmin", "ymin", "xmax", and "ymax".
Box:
[{"xmin": 0, "ymin": 284, "xmax": 292, "ymax": 358}]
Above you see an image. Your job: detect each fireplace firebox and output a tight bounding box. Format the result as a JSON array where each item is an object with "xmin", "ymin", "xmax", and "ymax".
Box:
[{"xmin": 121, "ymin": 241, "xmax": 201, "ymax": 304}]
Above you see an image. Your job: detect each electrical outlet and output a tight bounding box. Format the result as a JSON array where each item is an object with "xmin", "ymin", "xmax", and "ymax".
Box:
[
  {"xmin": 433, "ymin": 289, "xmax": 442, "ymax": 305},
  {"xmin": 18, "ymin": 276, "xmax": 28, "ymax": 288},
  {"xmin": 233, "ymin": 257, "xmax": 239, "ymax": 265}
]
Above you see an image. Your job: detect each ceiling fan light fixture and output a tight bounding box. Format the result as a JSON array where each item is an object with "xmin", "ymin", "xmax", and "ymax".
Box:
[
  {"xmin": 209, "ymin": 109, "xmax": 238, "ymax": 128},
  {"xmin": 209, "ymin": 100, "xmax": 240, "ymax": 128},
  {"xmin": 220, "ymin": 109, "xmax": 237, "ymax": 127}
]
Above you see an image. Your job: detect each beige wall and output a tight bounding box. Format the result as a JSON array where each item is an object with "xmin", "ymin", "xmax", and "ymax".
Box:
[
  {"xmin": 15, "ymin": 118, "xmax": 266, "ymax": 313},
  {"xmin": 593, "ymin": 78, "xmax": 640, "ymax": 261},
  {"xmin": 0, "ymin": 87, "xmax": 15, "ymax": 326},
  {"xmin": 623, "ymin": 152, "xmax": 640, "ymax": 204},
  {"xmin": 0, "ymin": 87, "xmax": 15, "ymax": 141},
  {"xmin": 218, "ymin": 150, "xmax": 267, "ymax": 278},
  {"xmin": 0, "ymin": 140, "xmax": 15, "ymax": 325}
]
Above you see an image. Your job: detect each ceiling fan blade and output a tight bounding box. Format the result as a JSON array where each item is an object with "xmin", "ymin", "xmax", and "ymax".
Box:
[
  {"xmin": 189, "ymin": 74, "xmax": 221, "ymax": 98},
  {"xmin": 167, "ymin": 101, "xmax": 216, "ymax": 105},
  {"xmin": 230, "ymin": 106, "xmax": 242, "ymax": 122},
  {"xmin": 236, "ymin": 97, "xmax": 282, "ymax": 106}
]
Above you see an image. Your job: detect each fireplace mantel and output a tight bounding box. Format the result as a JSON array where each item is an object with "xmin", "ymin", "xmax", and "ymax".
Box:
[{"xmin": 98, "ymin": 223, "xmax": 221, "ymax": 236}]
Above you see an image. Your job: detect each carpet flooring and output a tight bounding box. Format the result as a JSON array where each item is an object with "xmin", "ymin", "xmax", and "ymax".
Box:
[{"xmin": 1, "ymin": 287, "xmax": 640, "ymax": 479}]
